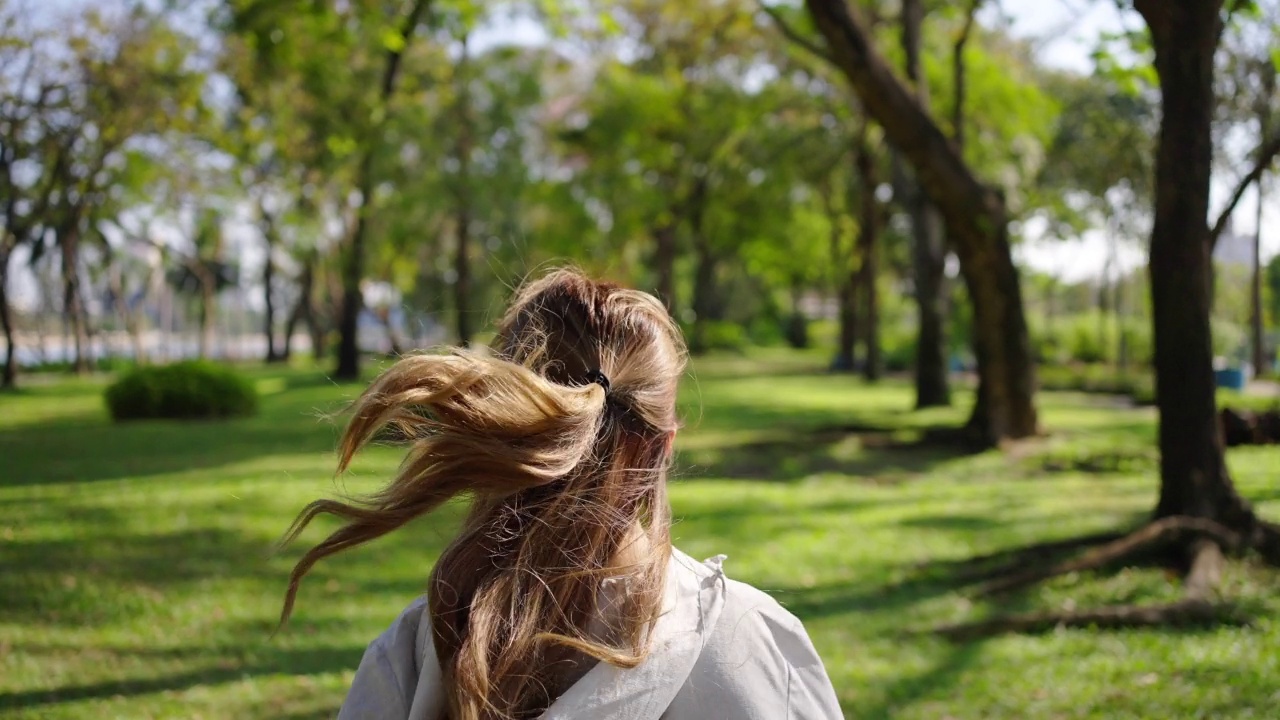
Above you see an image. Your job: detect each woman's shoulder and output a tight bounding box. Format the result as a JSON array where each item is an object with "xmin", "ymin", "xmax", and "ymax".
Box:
[
  {"xmin": 668, "ymin": 546, "xmax": 806, "ymax": 635},
  {"xmin": 338, "ymin": 595, "xmax": 441, "ymax": 720},
  {"xmin": 668, "ymin": 548, "xmax": 844, "ymax": 719}
]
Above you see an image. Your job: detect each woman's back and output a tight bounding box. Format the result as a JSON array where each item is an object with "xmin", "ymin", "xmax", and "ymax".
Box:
[{"xmin": 339, "ymin": 550, "xmax": 843, "ymax": 719}]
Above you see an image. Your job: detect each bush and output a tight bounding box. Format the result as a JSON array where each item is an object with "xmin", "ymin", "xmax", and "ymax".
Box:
[
  {"xmin": 1068, "ymin": 322, "xmax": 1106, "ymax": 364},
  {"xmin": 880, "ymin": 324, "xmax": 917, "ymax": 373},
  {"xmin": 1038, "ymin": 363, "xmax": 1155, "ymax": 404},
  {"xmin": 105, "ymin": 361, "xmax": 259, "ymax": 421}
]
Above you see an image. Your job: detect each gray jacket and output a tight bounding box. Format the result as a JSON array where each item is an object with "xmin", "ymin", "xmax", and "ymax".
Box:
[{"xmin": 338, "ymin": 549, "xmax": 844, "ymax": 719}]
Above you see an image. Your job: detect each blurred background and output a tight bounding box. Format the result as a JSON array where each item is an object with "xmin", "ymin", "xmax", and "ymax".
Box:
[{"xmin": 2, "ymin": 0, "xmax": 1279, "ymax": 717}]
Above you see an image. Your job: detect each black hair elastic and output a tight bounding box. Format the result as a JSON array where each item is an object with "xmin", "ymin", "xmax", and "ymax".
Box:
[{"xmin": 584, "ymin": 369, "xmax": 611, "ymax": 393}]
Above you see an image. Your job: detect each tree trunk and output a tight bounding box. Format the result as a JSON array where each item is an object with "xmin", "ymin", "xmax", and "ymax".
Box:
[
  {"xmin": 652, "ymin": 223, "xmax": 678, "ymax": 313},
  {"xmin": 823, "ymin": 177, "xmax": 858, "ymax": 371},
  {"xmin": 833, "ymin": 275, "xmax": 858, "ymax": 370},
  {"xmin": 690, "ymin": 241, "xmax": 717, "ymax": 355},
  {"xmin": 1116, "ymin": 263, "xmax": 1130, "ymax": 374},
  {"xmin": 1136, "ymin": 0, "xmax": 1254, "ymax": 526},
  {"xmin": 856, "ymin": 138, "xmax": 882, "ymax": 382},
  {"xmin": 197, "ymin": 276, "xmax": 215, "ymax": 360},
  {"xmin": 109, "ymin": 266, "xmax": 146, "ymax": 365},
  {"xmin": 787, "ymin": 276, "xmax": 810, "ymax": 350},
  {"xmin": 333, "ymin": 0, "xmax": 431, "ymax": 380},
  {"xmin": 901, "ymin": 0, "xmax": 950, "ymax": 405},
  {"xmin": 379, "ymin": 307, "xmax": 405, "ymax": 356},
  {"xmin": 806, "ymin": 0, "xmax": 1037, "ymax": 444},
  {"xmin": 281, "ymin": 304, "xmax": 297, "ymax": 361},
  {"xmin": 454, "ymin": 210, "xmax": 472, "ymax": 347},
  {"xmin": 261, "ymin": 210, "xmax": 282, "ymax": 363},
  {"xmin": 1, "ymin": 244, "xmax": 17, "ymax": 389},
  {"xmin": 335, "ymin": 154, "xmax": 370, "ymax": 379},
  {"xmin": 453, "ymin": 35, "xmax": 474, "ymax": 348},
  {"xmin": 688, "ymin": 178, "xmax": 714, "ymax": 355},
  {"xmin": 60, "ymin": 230, "xmax": 90, "ymax": 375},
  {"xmin": 1101, "ymin": 219, "xmax": 1116, "ymax": 366},
  {"xmin": 913, "ymin": 212, "xmax": 949, "ymax": 403},
  {"xmin": 1251, "ymin": 177, "xmax": 1266, "ymax": 375},
  {"xmin": 283, "ymin": 254, "xmax": 313, "ymax": 362},
  {"xmin": 831, "ymin": 224, "xmax": 859, "ymax": 373}
]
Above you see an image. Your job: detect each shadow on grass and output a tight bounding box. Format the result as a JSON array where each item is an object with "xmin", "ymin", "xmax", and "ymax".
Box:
[
  {"xmin": 0, "ymin": 524, "xmax": 286, "ymax": 626},
  {"xmin": 0, "ymin": 644, "xmax": 362, "ymax": 710},
  {"xmin": 860, "ymin": 642, "xmax": 984, "ymax": 720},
  {"xmin": 0, "ymin": 492, "xmax": 460, "ymax": 628},
  {"xmin": 678, "ymin": 422, "xmax": 981, "ymax": 484}
]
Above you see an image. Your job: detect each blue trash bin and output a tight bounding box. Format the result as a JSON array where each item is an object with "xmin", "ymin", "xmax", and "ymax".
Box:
[{"xmin": 1215, "ymin": 368, "xmax": 1246, "ymax": 391}]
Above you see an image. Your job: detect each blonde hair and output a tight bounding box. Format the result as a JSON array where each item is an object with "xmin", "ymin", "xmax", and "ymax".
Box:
[{"xmin": 280, "ymin": 269, "xmax": 687, "ymax": 720}]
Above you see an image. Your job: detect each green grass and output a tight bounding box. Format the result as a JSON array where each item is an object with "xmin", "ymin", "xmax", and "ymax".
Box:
[{"xmin": 3, "ymin": 353, "xmax": 1280, "ymax": 719}]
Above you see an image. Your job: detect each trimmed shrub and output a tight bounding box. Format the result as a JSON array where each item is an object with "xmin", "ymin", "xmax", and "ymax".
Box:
[
  {"xmin": 105, "ymin": 361, "xmax": 259, "ymax": 421},
  {"xmin": 703, "ymin": 321, "xmax": 750, "ymax": 353},
  {"xmin": 1038, "ymin": 363, "xmax": 1156, "ymax": 405}
]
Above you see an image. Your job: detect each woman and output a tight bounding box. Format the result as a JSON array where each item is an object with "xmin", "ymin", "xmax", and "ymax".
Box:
[{"xmin": 280, "ymin": 269, "xmax": 844, "ymax": 720}]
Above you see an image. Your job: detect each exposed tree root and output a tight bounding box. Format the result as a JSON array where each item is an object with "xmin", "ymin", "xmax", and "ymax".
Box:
[
  {"xmin": 938, "ymin": 540, "xmax": 1237, "ymax": 642},
  {"xmin": 928, "ymin": 516, "xmax": 1280, "ymax": 641},
  {"xmin": 973, "ymin": 516, "xmax": 1242, "ymax": 597},
  {"xmin": 1248, "ymin": 520, "xmax": 1280, "ymax": 567}
]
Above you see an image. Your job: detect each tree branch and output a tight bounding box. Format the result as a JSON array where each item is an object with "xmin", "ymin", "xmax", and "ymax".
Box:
[
  {"xmin": 952, "ymin": 0, "xmax": 982, "ymax": 147},
  {"xmin": 803, "ymin": 0, "xmax": 996, "ymax": 229},
  {"xmin": 1209, "ymin": 129, "xmax": 1280, "ymax": 249},
  {"xmin": 758, "ymin": 1, "xmax": 833, "ymax": 64},
  {"xmin": 380, "ymin": 0, "xmax": 432, "ymax": 100}
]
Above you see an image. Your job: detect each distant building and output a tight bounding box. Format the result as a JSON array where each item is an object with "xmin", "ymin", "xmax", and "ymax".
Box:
[{"xmin": 1213, "ymin": 219, "xmax": 1255, "ymax": 267}]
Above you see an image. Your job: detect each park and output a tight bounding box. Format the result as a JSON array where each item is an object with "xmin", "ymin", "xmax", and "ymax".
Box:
[{"xmin": 3, "ymin": 0, "xmax": 1280, "ymax": 718}]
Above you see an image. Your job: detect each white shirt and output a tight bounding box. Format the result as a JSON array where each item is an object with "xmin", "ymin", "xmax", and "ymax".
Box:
[{"xmin": 338, "ymin": 548, "xmax": 845, "ymax": 719}]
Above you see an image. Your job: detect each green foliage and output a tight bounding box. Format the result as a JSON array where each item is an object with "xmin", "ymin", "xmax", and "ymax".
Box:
[
  {"xmin": 1032, "ymin": 441, "xmax": 1159, "ymax": 474},
  {"xmin": 880, "ymin": 320, "xmax": 917, "ymax": 373},
  {"xmin": 104, "ymin": 361, "xmax": 259, "ymax": 421},
  {"xmin": 1032, "ymin": 312, "xmax": 1153, "ymax": 367},
  {"xmin": 692, "ymin": 320, "xmax": 751, "ymax": 353},
  {"xmin": 1037, "ymin": 363, "xmax": 1154, "ymax": 400}
]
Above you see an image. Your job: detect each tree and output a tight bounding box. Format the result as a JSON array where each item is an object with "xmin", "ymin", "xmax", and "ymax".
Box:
[
  {"xmin": 0, "ymin": 5, "xmax": 61, "ymax": 388},
  {"xmin": 854, "ymin": 123, "xmax": 884, "ymax": 381},
  {"xmin": 803, "ymin": 0, "xmax": 1037, "ymax": 445},
  {"xmin": 224, "ymin": 0, "xmax": 440, "ymax": 379},
  {"xmin": 0, "ymin": 5, "xmax": 203, "ymax": 380},
  {"xmin": 372, "ymin": 37, "xmax": 550, "ymax": 348},
  {"xmin": 936, "ymin": 0, "xmax": 1280, "ymax": 641},
  {"xmin": 561, "ymin": 0, "xmax": 775, "ymax": 322},
  {"xmin": 1137, "ymin": 0, "xmax": 1267, "ymax": 529},
  {"xmin": 898, "ymin": 0, "xmax": 950, "ymax": 406}
]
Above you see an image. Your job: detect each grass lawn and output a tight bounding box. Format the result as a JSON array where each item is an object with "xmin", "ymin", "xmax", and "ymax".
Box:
[{"xmin": 3, "ymin": 350, "xmax": 1280, "ymax": 719}]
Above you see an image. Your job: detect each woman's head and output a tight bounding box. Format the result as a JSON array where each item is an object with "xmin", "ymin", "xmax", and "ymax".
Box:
[
  {"xmin": 280, "ymin": 268, "xmax": 686, "ymax": 720},
  {"xmin": 494, "ymin": 268, "xmax": 683, "ymax": 437}
]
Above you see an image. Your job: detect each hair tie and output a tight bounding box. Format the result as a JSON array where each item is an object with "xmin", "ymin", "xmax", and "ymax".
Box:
[{"xmin": 584, "ymin": 369, "xmax": 611, "ymax": 393}]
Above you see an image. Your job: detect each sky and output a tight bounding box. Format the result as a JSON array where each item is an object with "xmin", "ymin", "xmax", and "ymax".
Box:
[{"xmin": 11, "ymin": 0, "xmax": 1280, "ymax": 302}]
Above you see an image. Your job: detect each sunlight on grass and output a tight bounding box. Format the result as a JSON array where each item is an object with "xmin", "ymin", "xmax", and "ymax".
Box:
[{"xmin": 3, "ymin": 356, "xmax": 1279, "ymax": 718}]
